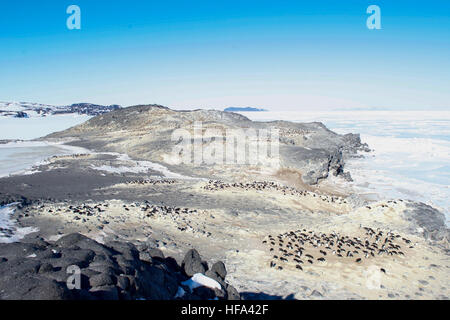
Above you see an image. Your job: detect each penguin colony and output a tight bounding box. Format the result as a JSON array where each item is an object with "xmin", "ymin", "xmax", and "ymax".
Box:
[
  {"xmin": 139, "ymin": 201, "xmax": 198, "ymax": 218},
  {"xmin": 204, "ymin": 180, "xmax": 347, "ymax": 205},
  {"xmin": 279, "ymin": 128, "xmax": 311, "ymax": 136},
  {"xmin": 139, "ymin": 201, "xmax": 210, "ymax": 236},
  {"xmin": 21, "ymin": 202, "xmax": 109, "ymax": 220},
  {"xmin": 50, "ymin": 153, "xmax": 90, "ymax": 160},
  {"xmin": 23, "ymin": 200, "xmax": 210, "ymax": 236},
  {"xmin": 29, "ymin": 201, "xmax": 199, "ymax": 220},
  {"xmin": 263, "ymin": 226, "xmax": 413, "ymax": 271},
  {"xmin": 125, "ymin": 179, "xmax": 177, "ymax": 186}
]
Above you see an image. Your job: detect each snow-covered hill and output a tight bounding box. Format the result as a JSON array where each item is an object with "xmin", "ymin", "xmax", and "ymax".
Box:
[{"xmin": 0, "ymin": 101, "xmax": 121, "ymax": 118}]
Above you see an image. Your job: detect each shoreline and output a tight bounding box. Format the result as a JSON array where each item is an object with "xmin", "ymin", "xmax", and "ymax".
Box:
[{"xmin": 0, "ymin": 141, "xmax": 91, "ymax": 178}]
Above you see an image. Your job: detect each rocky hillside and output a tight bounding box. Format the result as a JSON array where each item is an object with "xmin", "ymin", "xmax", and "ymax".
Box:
[{"xmin": 47, "ymin": 104, "xmax": 369, "ymax": 185}]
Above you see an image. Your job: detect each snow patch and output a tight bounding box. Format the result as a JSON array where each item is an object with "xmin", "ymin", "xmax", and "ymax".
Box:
[
  {"xmin": 90, "ymin": 152, "xmax": 198, "ymax": 180},
  {"xmin": 181, "ymin": 273, "xmax": 222, "ymax": 291}
]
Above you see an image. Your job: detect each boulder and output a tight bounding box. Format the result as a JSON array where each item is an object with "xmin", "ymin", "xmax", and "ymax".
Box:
[
  {"xmin": 0, "ymin": 275, "xmax": 73, "ymax": 300},
  {"xmin": 211, "ymin": 261, "xmax": 227, "ymax": 280},
  {"xmin": 182, "ymin": 249, "xmax": 206, "ymax": 277},
  {"xmin": 89, "ymin": 273, "xmax": 116, "ymax": 288},
  {"xmin": 226, "ymin": 285, "xmax": 240, "ymax": 300},
  {"xmin": 403, "ymin": 202, "xmax": 449, "ymax": 242},
  {"xmin": 148, "ymin": 248, "xmax": 165, "ymax": 259}
]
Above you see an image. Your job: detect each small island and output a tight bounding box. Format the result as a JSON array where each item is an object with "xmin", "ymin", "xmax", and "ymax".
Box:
[{"xmin": 224, "ymin": 107, "xmax": 267, "ymax": 112}]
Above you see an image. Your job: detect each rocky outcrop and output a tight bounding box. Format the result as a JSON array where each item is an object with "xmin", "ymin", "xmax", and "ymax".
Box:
[
  {"xmin": 403, "ymin": 202, "xmax": 449, "ymax": 243},
  {"xmin": 181, "ymin": 249, "xmax": 208, "ymax": 276},
  {"xmin": 0, "ymin": 233, "xmax": 240, "ymax": 300},
  {"xmin": 14, "ymin": 111, "xmax": 29, "ymax": 118},
  {"xmin": 53, "ymin": 103, "xmax": 121, "ymax": 116},
  {"xmin": 0, "ymin": 194, "xmax": 34, "ymax": 208}
]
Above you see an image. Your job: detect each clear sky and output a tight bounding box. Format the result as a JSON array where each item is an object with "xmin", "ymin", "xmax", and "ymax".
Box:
[{"xmin": 0, "ymin": 0, "xmax": 449, "ymax": 110}]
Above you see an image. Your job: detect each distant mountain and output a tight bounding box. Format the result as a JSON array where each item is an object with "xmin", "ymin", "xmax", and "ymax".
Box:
[
  {"xmin": 53, "ymin": 103, "xmax": 122, "ymax": 116},
  {"xmin": 0, "ymin": 102, "xmax": 121, "ymax": 118},
  {"xmin": 224, "ymin": 107, "xmax": 267, "ymax": 112}
]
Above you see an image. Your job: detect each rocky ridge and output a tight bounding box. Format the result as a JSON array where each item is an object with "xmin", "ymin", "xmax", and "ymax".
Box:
[{"xmin": 46, "ymin": 104, "xmax": 369, "ymax": 185}]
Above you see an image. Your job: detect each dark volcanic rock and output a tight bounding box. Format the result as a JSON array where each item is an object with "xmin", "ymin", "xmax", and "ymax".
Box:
[
  {"xmin": 0, "ymin": 276, "xmax": 73, "ymax": 300},
  {"xmin": 226, "ymin": 285, "xmax": 241, "ymax": 300},
  {"xmin": 89, "ymin": 273, "xmax": 116, "ymax": 287},
  {"xmin": 182, "ymin": 249, "xmax": 207, "ymax": 277},
  {"xmin": 0, "ymin": 194, "xmax": 32, "ymax": 207},
  {"xmin": 211, "ymin": 261, "xmax": 227, "ymax": 280},
  {"xmin": 148, "ymin": 248, "xmax": 165, "ymax": 259},
  {"xmin": 38, "ymin": 263, "xmax": 54, "ymax": 273},
  {"xmin": 55, "ymin": 233, "xmax": 89, "ymax": 247},
  {"xmin": 90, "ymin": 285, "xmax": 120, "ymax": 300},
  {"xmin": 0, "ymin": 233, "xmax": 239, "ymax": 300},
  {"xmin": 193, "ymin": 286, "xmax": 216, "ymax": 300},
  {"xmin": 0, "ymin": 242, "xmax": 45, "ymax": 259}
]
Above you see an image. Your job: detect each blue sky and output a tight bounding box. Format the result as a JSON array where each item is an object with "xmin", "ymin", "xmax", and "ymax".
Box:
[{"xmin": 0, "ymin": 0, "xmax": 449, "ymax": 110}]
